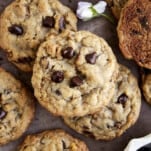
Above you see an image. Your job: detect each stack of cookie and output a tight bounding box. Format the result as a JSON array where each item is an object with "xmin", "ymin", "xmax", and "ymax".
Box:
[
  {"xmin": 0, "ymin": 0, "xmax": 90, "ymax": 149},
  {"xmin": 31, "ymin": 29, "xmax": 141, "ymax": 140},
  {"xmin": 30, "ymin": 7, "xmax": 141, "ymax": 142},
  {"xmin": 0, "ymin": 0, "xmax": 142, "ymax": 149}
]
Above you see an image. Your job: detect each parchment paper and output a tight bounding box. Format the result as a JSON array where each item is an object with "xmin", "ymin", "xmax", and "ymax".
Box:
[{"xmin": 0, "ymin": 0, "xmax": 151, "ymax": 151}]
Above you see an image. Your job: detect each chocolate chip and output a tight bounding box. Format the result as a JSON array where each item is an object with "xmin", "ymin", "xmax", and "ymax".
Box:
[
  {"xmin": 136, "ymin": 8, "xmax": 142, "ymax": 13},
  {"xmin": 51, "ymin": 71, "xmax": 64, "ymax": 83},
  {"xmin": 70, "ymin": 76, "xmax": 83, "ymax": 87},
  {"xmin": 107, "ymin": 124, "xmax": 112, "ymax": 129},
  {"xmin": 4, "ymin": 89, "xmax": 11, "ymax": 95},
  {"xmin": 83, "ymin": 126, "xmax": 89, "ymax": 129},
  {"xmin": 61, "ymin": 47, "xmax": 75, "ymax": 59},
  {"xmin": 17, "ymin": 57, "xmax": 34, "ymax": 64},
  {"xmin": 42, "ymin": 16, "xmax": 55, "ymax": 28},
  {"xmin": 0, "ymin": 108, "xmax": 7, "ymax": 119},
  {"xmin": 117, "ymin": 93, "xmax": 128, "ymax": 107},
  {"xmin": 114, "ymin": 122, "xmax": 122, "ymax": 128},
  {"xmin": 139, "ymin": 16, "xmax": 149, "ymax": 29},
  {"xmin": 55, "ymin": 90, "xmax": 61, "ymax": 96},
  {"xmin": 85, "ymin": 52, "xmax": 97, "ymax": 64},
  {"xmin": 59, "ymin": 17, "xmax": 66, "ymax": 32},
  {"xmin": 131, "ymin": 29, "xmax": 140, "ymax": 35},
  {"xmin": 76, "ymin": 69, "xmax": 86, "ymax": 79},
  {"xmin": 8, "ymin": 25, "xmax": 23, "ymax": 35}
]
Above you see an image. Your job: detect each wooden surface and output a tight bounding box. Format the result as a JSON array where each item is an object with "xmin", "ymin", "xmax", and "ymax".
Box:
[{"xmin": 0, "ymin": 0, "xmax": 151, "ymax": 151}]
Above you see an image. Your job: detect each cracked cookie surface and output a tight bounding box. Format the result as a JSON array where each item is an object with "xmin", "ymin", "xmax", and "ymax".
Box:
[
  {"xmin": 32, "ymin": 30, "xmax": 118, "ymax": 117},
  {"xmin": 0, "ymin": 67, "xmax": 35, "ymax": 145},
  {"xmin": 117, "ymin": 0, "xmax": 151, "ymax": 69},
  {"xmin": 64, "ymin": 65, "xmax": 141, "ymax": 140},
  {"xmin": 18, "ymin": 129, "xmax": 89, "ymax": 151},
  {"xmin": 0, "ymin": 0, "xmax": 77, "ymax": 71}
]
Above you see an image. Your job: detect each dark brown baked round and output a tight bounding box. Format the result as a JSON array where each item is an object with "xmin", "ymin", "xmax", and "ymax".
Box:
[{"xmin": 117, "ymin": 0, "xmax": 151, "ymax": 69}]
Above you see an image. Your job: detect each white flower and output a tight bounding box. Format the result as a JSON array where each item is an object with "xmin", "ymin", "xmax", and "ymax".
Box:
[{"xmin": 76, "ymin": 1, "xmax": 107, "ymax": 21}]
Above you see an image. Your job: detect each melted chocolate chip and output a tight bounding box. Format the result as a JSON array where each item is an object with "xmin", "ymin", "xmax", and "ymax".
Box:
[
  {"xmin": 59, "ymin": 17, "xmax": 66, "ymax": 32},
  {"xmin": 85, "ymin": 52, "xmax": 97, "ymax": 64},
  {"xmin": 42, "ymin": 16, "xmax": 55, "ymax": 28},
  {"xmin": 51, "ymin": 71, "xmax": 64, "ymax": 83},
  {"xmin": 61, "ymin": 47, "xmax": 75, "ymax": 59},
  {"xmin": 70, "ymin": 76, "xmax": 83, "ymax": 87},
  {"xmin": 0, "ymin": 108, "xmax": 7, "ymax": 119},
  {"xmin": 8, "ymin": 25, "xmax": 23, "ymax": 35},
  {"xmin": 117, "ymin": 93, "xmax": 128, "ymax": 107}
]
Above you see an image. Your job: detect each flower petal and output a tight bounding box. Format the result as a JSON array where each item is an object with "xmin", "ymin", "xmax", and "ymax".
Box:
[
  {"xmin": 76, "ymin": 2, "xmax": 93, "ymax": 20},
  {"xmin": 77, "ymin": 2, "xmax": 92, "ymax": 10},
  {"xmin": 93, "ymin": 1, "xmax": 107, "ymax": 14}
]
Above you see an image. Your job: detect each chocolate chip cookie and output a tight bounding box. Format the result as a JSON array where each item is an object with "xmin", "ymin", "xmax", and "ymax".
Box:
[
  {"xmin": 32, "ymin": 30, "xmax": 118, "ymax": 117},
  {"xmin": 142, "ymin": 74, "xmax": 151, "ymax": 105},
  {"xmin": 0, "ymin": 0, "xmax": 77, "ymax": 72},
  {"xmin": 106, "ymin": 0, "xmax": 128, "ymax": 19},
  {"xmin": 64, "ymin": 65, "xmax": 141, "ymax": 140},
  {"xmin": 117, "ymin": 0, "xmax": 151, "ymax": 69},
  {"xmin": 0, "ymin": 67, "xmax": 35, "ymax": 145},
  {"xmin": 18, "ymin": 129, "xmax": 89, "ymax": 151}
]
